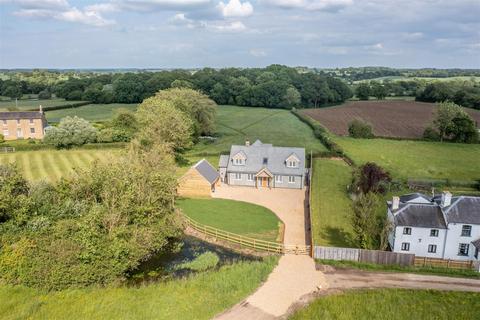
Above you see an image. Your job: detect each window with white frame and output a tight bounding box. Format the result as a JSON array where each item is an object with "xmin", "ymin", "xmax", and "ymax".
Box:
[
  {"xmin": 288, "ymin": 176, "xmax": 295, "ymax": 183},
  {"xmin": 461, "ymin": 225, "xmax": 472, "ymax": 237},
  {"xmin": 234, "ymin": 158, "xmax": 244, "ymax": 165},
  {"xmin": 234, "ymin": 173, "xmax": 242, "ymax": 180},
  {"xmin": 458, "ymin": 243, "xmax": 469, "ymax": 256},
  {"xmin": 403, "ymin": 227, "xmax": 412, "ymax": 235},
  {"xmin": 401, "ymin": 242, "xmax": 410, "ymax": 251},
  {"xmin": 430, "ymin": 229, "xmax": 439, "ymax": 237},
  {"xmin": 287, "ymin": 160, "xmax": 297, "ymax": 168},
  {"xmin": 275, "ymin": 175, "xmax": 283, "ymax": 183},
  {"xmin": 247, "ymin": 174, "xmax": 254, "ymax": 181},
  {"xmin": 428, "ymin": 244, "xmax": 437, "ymax": 253}
]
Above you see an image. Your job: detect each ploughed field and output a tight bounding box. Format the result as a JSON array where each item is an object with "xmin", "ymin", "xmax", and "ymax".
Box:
[{"xmin": 302, "ymin": 100, "xmax": 480, "ymax": 139}]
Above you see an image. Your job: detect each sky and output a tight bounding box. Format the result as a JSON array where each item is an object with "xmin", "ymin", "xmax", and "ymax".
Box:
[{"xmin": 0, "ymin": 0, "xmax": 479, "ymax": 69}]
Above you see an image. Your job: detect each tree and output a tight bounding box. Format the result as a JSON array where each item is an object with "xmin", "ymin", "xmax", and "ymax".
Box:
[
  {"xmin": 353, "ymin": 162, "xmax": 391, "ymax": 195},
  {"xmin": 355, "ymin": 83, "xmax": 371, "ymax": 100},
  {"xmin": 136, "ymin": 98, "xmax": 193, "ymax": 152},
  {"xmin": 282, "ymin": 86, "xmax": 301, "ymax": 108},
  {"xmin": 98, "ymin": 109, "xmax": 138, "ymax": 142},
  {"xmin": 153, "ymin": 88, "xmax": 217, "ymax": 137},
  {"xmin": 348, "ymin": 119, "xmax": 374, "ymax": 138},
  {"xmin": 371, "ymin": 81, "xmax": 387, "ymax": 100},
  {"xmin": 38, "ymin": 90, "xmax": 51, "ymax": 99},
  {"xmin": 446, "ymin": 112, "xmax": 479, "ymax": 143},
  {"xmin": 351, "ymin": 193, "xmax": 381, "ymax": 249},
  {"xmin": 44, "ymin": 116, "xmax": 97, "ymax": 148},
  {"xmin": 423, "ymin": 126, "xmax": 441, "ymax": 141},
  {"xmin": 3, "ymin": 86, "xmax": 22, "ymax": 99},
  {"xmin": 433, "ymin": 101, "xmax": 464, "ymax": 141},
  {"xmin": 170, "ymin": 79, "xmax": 194, "ymax": 89},
  {"xmin": 113, "ymin": 74, "xmax": 146, "ymax": 103}
]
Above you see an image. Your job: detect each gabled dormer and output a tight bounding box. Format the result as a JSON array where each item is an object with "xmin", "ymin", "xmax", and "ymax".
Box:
[
  {"xmin": 232, "ymin": 151, "xmax": 247, "ymax": 166},
  {"xmin": 285, "ymin": 153, "xmax": 300, "ymax": 168}
]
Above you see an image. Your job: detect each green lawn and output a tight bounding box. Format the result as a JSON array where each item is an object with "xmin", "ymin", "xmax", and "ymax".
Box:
[
  {"xmin": 177, "ymin": 198, "xmax": 282, "ymax": 242},
  {"xmin": 311, "ymin": 158, "xmax": 354, "ymax": 247},
  {"xmin": 45, "ymin": 103, "xmax": 138, "ymax": 122},
  {"xmin": 0, "ymin": 98, "xmax": 85, "ymax": 111},
  {"xmin": 0, "ymin": 257, "xmax": 277, "ymax": 320},
  {"xmin": 334, "ymin": 137, "xmax": 480, "ymax": 182},
  {"xmin": 0, "ymin": 148, "xmax": 118, "ymax": 182},
  {"xmin": 189, "ymin": 105, "xmax": 327, "ymax": 156},
  {"xmin": 290, "ymin": 289, "xmax": 480, "ymax": 320}
]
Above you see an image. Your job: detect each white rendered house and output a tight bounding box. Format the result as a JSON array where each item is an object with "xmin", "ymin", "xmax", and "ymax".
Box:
[{"xmin": 387, "ymin": 192, "xmax": 480, "ymax": 262}]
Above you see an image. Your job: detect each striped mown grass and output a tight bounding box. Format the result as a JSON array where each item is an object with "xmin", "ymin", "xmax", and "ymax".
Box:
[{"xmin": 0, "ymin": 149, "xmax": 118, "ymax": 182}]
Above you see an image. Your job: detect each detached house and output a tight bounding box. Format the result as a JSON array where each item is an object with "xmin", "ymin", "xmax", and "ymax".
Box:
[
  {"xmin": 219, "ymin": 140, "xmax": 305, "ymax": 189},
  {"xmin": 0, "ymin": 107, "xmax": 48, "ymax": 140},
  {"xmin": 387, "ymin": 192, "xmax": 480, "ymax": 262}
]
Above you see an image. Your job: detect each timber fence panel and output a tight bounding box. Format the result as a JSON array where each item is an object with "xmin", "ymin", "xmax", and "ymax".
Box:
[
  {"xmin": 313, "ymin": 246, "xmax": 360, "ymax": 261},
  {"xmin": 359, "ymin": 249, "xmax": 414, "ymax": 267}
]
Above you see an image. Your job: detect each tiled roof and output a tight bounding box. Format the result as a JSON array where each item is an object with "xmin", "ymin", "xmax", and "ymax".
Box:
[
  {"xmin": 194, "ymin": 159, "xmax": 219, "ymax": 185},
  {"xmin": 0, "ymin": 111, "xmax": 45, "ymax": 120}
]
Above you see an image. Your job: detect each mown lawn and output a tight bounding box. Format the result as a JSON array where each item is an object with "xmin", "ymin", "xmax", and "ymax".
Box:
[
  {"xmin": 189, "ymin": 105, "xmax": 327, "ymax": 155},
  {"xmin": 177, "ymin": 198, "xmax": 282, "ymax": 242},
  {"xmin": 311, "ymin": 158, "xmax": 354, "ymax": 247},
  {"xmin": 0, "ymin": 148, "xmax": 118, "ymax": 182},
  {"xmin": 334, "ymin": 137, "xmax": 480, "ymax": 182},
  {"xmin": 290, "ymin": 289, "xmax": 480, "ymax": 320},
  {"xmin": 45, "ymin": 103, "xmax": 138, "ymax": 122},
  {"xmin": 0, "ymin": 257, "xmax": 277, "ymax": 320},
  {"xmin": 0, "ymin": 98, "xmax": 85, "ymax": 111}
]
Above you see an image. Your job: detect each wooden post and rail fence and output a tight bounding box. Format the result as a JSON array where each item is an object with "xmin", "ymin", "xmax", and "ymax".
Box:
[{"xmin": 181, "ymin": 212, "xmax": 311, "ymax": 255}]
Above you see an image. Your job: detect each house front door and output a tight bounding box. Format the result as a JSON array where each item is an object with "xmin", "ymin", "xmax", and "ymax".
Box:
[{"xmin": 261, "ymin": 177, "xmax": 267, "ymax": 187}]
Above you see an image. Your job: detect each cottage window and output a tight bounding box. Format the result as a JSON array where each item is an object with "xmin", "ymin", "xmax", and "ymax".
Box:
[
  {"xmin": 29, "ymin": 119, "xmax": 34, "ymax": 125},
  {"xmin": 16, "ymin": 119, "xmax": 21, "ymax": 125},
  {"xmin": 287, "ymin": 160, "xmax": 297, "ymax": 168},
  {"xmin": 403, "ymin": 227, "xmax": 412, "ymax": 235},
  {"xmin": 401, "ymin": 243, "xmax": 410, "ymax": 251},
  {"xmin": 247, "ymin": 174, "xmax": 254, "ymax": 181},
  {"xmin": 461, "ymin": 225, "xmax": 472, "ymax": 237},
  {"xmin": 428, "ymin": 244, "xmax": 437, "ymax": 253},
  {"xmin": 275, "ymin": 175, "xmax": 283, "ymax": 183},
  {"xmin": 458, "ymin": 243, "xmax": 469, "ymax": 256},
  {"xmin": 30, "ymin": 128, "xmax": 35, "ymax": 134},
  {"xmin": 288, "ymin": 176, "xmax": 295, "ymax": 183},
  {"xmin": 234, "ymin": 158, "xmax": 244, "ymax": 165},
  {"xmin": 234, "ymin": 173, "xmax": 242, "ymax": 180},
  {"xmin": 430, "ymin": 229, "xmax": 439, "ymax": 237},
  {"xmin": 2, "ymin": 120, "xmax": 6, "ymax": 125}
]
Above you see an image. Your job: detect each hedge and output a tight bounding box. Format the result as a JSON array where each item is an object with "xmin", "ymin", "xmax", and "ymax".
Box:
[{"xmin": 27, "ymin": 101, "xmax": 91, "ymax": 112}]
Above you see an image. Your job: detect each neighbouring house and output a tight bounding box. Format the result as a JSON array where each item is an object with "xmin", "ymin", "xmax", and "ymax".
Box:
[
  {"xmin": 0, "ymin": 107, "xmax": 48, "ymax": 140},
  {"xmin": 219, "ymin": 140, "xmax": 305, "ymax": 189},
  {"xmin": 178, "ymin": 159, "xmax": 220, "ymax": 197},
  {"xmin": 387, "ymin": 192, "xmax": 480, "ymax": 262}
]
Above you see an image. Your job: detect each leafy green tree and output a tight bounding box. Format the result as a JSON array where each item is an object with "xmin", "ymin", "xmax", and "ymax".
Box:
[
  {"xmin": 170, "ymin": 79, "xmax": 194, "ymax": 89},
  {"xmin": 44, "ymin": 116, "xmax": 97, "ymax": 148},
  {"xmin": 446, "ymin": 112, "xmax": 479, "ymax": 143},
  {"xmin": 351, "ymin": 192, "xmax": 381, "ymax": 249},
  {"xmin": 282, "ymin": 86, "xmax": 301, "ymax": 108},
  {"xmin": 38, "ymin": 90, "xmax": 51, "ymax": 99},
  {"xmin": 153, "ymin": 88, "xmax": 216, "ymax": 137},
  {"xmin": 355, "ymin": 83, "xmax": 371, "ymax": 100},
  {"xmin": 433, "ymin": 101, "xmax": 462, "ymax": 141},
  {"xmin": 371, "ymin": 81, "xmax": 387, "ymax": 100},
  {"xmin": 3, "ymin": 86, "xmax": 23, "ymax": 99},
  {"xmin": 113, "ymin": 74, "xmax": 146, "ymax": 103},
  {"xmin": 348, "ymin": 119, "xmax": 374, "ymax": 138},
  {"xmin": 210, "ymin": 83, "xmax": 229, "ymax": 105},
  {"xmin": 423, "ymin": 126, "xmax": 441, "ymax": 141}
]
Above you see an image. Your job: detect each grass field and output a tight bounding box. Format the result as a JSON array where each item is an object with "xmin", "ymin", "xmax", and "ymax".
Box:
[
  {"xmin": 0, "ymin": 98, "xmax": 85, "ymax": 111},
  {"xmin": 188, "ymin": 105, "xmax": 327, "ymax": 156},
  {"xmin": 290, "ymin": 289, "xmax": 480, "ymax": 320},
  {"xmin": 0, "ymin": 149, "xmax": 118, "ymax": 181},
  {"xmin": 334, "ymin": 137, "xmax": 480, "ymax": 182},
  {"xmin": 0, "ymin": 257, "xmax": 277, "ymax": 320},
  {"xmin": 45, "ymin": 103, "xmax": 138, "ymax": 122},
  {"xmin": 177, "ymin": 198, "xmax": 282, "ymax": 242},
  {"xmin": 311, "ymin": 158, "xmax": 354, "ymax": 247}
]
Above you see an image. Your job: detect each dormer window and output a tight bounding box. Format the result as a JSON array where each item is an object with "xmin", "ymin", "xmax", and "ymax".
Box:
[
  {"xmin": 234, "ymin": 158, "xmax": 244, "ymax": 165},
  {"xmin": 287, "ymin": 160, "xmax": 297, "ymax": 168},
  {"xmin": 286, "ymin": 153, "xmax": 300, "ymax": 168},
  {"xmin": 232, "ymin": 151, "xmax": 247, "ymax": 166}
]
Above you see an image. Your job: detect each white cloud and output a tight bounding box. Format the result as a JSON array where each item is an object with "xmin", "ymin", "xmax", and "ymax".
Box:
[
  {"xmin": 249, "ymin": 48, "xmax": 267, "ymax": 57},
  {"xmin": 263, "ymin": 0, "xmax": 353, "ymax": 12},
  {"xmin": 0, "ymin": 0, "xmax": 69, "ymax": 9},
  {"xmin": 217, "ymin": 0, "xmax": 253, "ymax": 18},
  {"xmin": 212, "ymin": 20, "xmax": 247, "ymax": 32},
  {"xmin": 84, "ymin": 3, "xmax": 119, "ymax": 13},
  {"xmin": 116, "ymin": 0, "xmax": 211, "ymax": 12}
]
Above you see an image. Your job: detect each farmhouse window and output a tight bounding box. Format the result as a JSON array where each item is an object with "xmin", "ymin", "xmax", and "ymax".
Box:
[
  {"xmin": 234, "ymin": 158, "xmax": 244, "ymax": 165},
  {"xmin": 234, "ymin": 173, "xmax": 242, "ymax": 180},
  {"xmin": 461, "ymin": 225, "xmax": 472, "ymax": 237},
  {"xmin": 16, "ymin": 119, "xmax": 20, "ymax": 125},
  {"xmin": 30, "ymin": 128, "xmax": 35, "ymax": 134},
  {"xmin": 29, "ymin": 119, "xmax": 34, "ymax": 124},
  {"xmin": 287, "ymin": 160, "xmax": 297, "ymax": 168},
  {"xmin": 428, "ymin": 244, "xmax": 437, "ymax": 253},
  {"xmin": 2, "ymin": 120, "xmax": 6, "ymax": 125},
  {"xmin": 403, "ymin": 227, "xmax": 412, "ymax": 235},
  {"xmin": 430, "ymin": 229, "xmax": 439, "ymax": 237},
  {"xmin": 458, "ymin": 243, "xmax": 469, "ymax": 256},
  {"xmin": 275, "ymin": 175, "xmax": 283, "ymax": 183},
  {"xmin": 247, "ymin": 174, "xmax": 254, "ymax": 181},
  {"xmin": 401, "ymin": 243, "xmax": 410, "ymax": 251},
  {"xmin": 288, "ymin": 176, "xmax": 295, "ymax": 183}
]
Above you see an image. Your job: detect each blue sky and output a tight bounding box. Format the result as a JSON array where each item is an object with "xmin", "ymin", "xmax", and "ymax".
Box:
[{"xmin": 0, "ymin": 0, "xmax": 479, "ymax": 69}]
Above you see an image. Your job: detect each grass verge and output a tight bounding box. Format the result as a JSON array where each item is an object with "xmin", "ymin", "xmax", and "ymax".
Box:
[{"xmin": 0, "ymin": 257, "xmax": 278, "ymax": 320}]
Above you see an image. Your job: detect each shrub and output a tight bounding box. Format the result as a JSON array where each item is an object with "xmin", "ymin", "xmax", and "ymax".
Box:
[
  {"xmin": 423, "ymin": 126, "xmax": 441, "ymax": 141},
  {"xmin": 176, "ymin": 252, "xmax": 220, "ymax": 272},
  {"xmin": 0, "ymin": 134, "xmax": 4, "ymax": 144},
  {"xmin": 348, "ymin": 119, "xmax": 374, "ymax": 138},
  {"xmin": 38, "ymin": 90, "xmax": 51, "ymax": 99},
  {"xmin": 44, "ymin": 116, "xmax": 97, "ymax": 149}
]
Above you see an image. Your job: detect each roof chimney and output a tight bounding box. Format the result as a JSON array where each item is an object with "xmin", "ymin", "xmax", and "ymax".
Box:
[
  {"xmin": 441, "ymin": 191, "xmax": 452, "ymax": 207},
  {"xmin": 39, "ymin": 105, "xmax": 43, "ymax": 114},
  {"xmin": 245, "ymin": 140, "xmax": 250, "ymax": 147},
  {"xmin": 392, "ymin": 196, "xmax": 400, "ymax": 211}
]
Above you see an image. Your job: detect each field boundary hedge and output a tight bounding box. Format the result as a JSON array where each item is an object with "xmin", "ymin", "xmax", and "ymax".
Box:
[
  {"xmin": 291, "ymin": 109, "xmax": 354, "ymax": 165},
  {"xmin": 27, "ymin": 101, "xmax": 91, "ymax": 112}
]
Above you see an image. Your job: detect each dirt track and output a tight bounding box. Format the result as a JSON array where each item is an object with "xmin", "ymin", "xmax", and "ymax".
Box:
[{"xmin": 302, "ymin": 100, "xmax": 480, "ymax": 139}]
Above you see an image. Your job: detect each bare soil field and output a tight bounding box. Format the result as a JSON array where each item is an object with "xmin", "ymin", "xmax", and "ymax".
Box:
[{"xmin": 302, "ymin": 100, "xmax": 480, "ymax": 139}]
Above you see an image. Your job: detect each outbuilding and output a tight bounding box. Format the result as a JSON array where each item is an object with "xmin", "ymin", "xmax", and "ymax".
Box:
[{"xmin": 177, "ymin": 159, "xmax": 220, "ymax": 197}]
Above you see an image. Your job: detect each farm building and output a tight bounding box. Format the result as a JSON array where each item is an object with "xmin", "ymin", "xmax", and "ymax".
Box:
[
  {"xmin": 0, "ymin": 107, "xmax": 48, "ymax": 140},
  {"xmin": 178, "ymin": 159, "xmax": 220, "ymax": 197}
]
